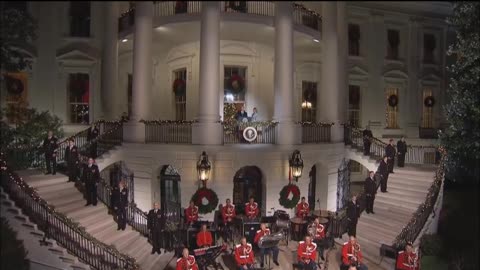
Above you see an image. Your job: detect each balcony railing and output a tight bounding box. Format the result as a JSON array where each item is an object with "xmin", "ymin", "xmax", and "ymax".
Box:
[
  {"xmin": 223, "ymin": 121, "xmax": 277, "ymax": 144},
  {"xmin": 419, "ymin": 127, "xmax": 440, "ymax": 139},
  {"xmin": 300, "ymin": 122, "xmax": 333, "ymax": 143},
  {"xmin": 118, "ymin": 2, "xmax": 321, "ymax": 33},
  {"xmin": 143, "ymin": 120, "xmax": 193, "ymax": 144}
]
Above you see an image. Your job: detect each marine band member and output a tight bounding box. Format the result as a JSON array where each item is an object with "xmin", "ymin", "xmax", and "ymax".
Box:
[
  {"xmin": 196, "ymin": 224, "xmax": 213, "ymax": 248},
  {"xmin": 235, "ymin": 237, "xmax": 254, "ymax": 270},
  {"xmin": 296, "ymin": 196, "xmax": 309, "ymax": 220},
  {"xmin": 341, "ymin": 236, "xmax": 368, "ymax": 270},
  {"xmin": 222, "ymin": 199, "xmax": 236, "ymax": 224},
  {"xmin": 308, "ymin": 217, "xmax": 326, "ymax": 261},
  {"xmin": 297, "ymin": 236, "xmax": 317, "ymax": 270},
  {"xmin": 396, "ymin": 242, "xmax": 419, "ymax": 270},
  {"xmin": 185, "ymin": 200, "xmax": 199, "ymax": 225},
  {"xmin": 176, "ymin": 248, "xmax": 199, "ymax": 270},
  {"xmin": 254, "ymin": 223, "xmax": 279, "ymax": 267},
  {"xmin": 245, "ymin": 196, "xmax": 259, "ymax": 219}
]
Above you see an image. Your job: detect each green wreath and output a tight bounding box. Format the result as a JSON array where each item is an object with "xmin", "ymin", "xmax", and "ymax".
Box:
[
  {"xmin": 278, "ymin": 184, "xmax": 301, "ymax": 209},
  {"xmin": 191, "ymin": 187, "xmax": 219, "ymax": 214}
]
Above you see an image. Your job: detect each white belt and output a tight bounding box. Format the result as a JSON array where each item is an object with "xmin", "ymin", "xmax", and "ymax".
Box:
[{"xmin": 240, "ymin": 255, "xmax": 248, "ymax": 258}]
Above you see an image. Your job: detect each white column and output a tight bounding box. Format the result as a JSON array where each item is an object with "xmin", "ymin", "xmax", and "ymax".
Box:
[
  {"xmin": 192, "ymin": 1, "xmax": 222, "ymax": 145},
  {"xmin": 407, "ymin": 17, "xmax": 420, "ymax": 137},
  {"xmin": 124, "ymin": 1, "xmax": 153, "ymax": 143},
  {"xmin": 101, "ymin": 1, "xmax": 119, "ymax": 120},
  {"xmin": 320, "ymin": 1, "xmax": 344, "ymax": 142},
  {"xmin": 337, "ymin": 2, "xmax": 348, "ymax": 137},
  {"xmin": 273, "ymin": 1, "xmax": 300, "ymax": 145}
]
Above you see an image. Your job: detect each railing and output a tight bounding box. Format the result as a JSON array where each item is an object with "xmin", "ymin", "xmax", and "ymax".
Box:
[
  {"xmin": 419, "ymin": 127, "xmax": 440, "ymax": 139},
  {"xmin": 300, "ymin": 122, "xmax": 333, "ymax": 143},
  {"xmin": 223, "ymin": 121, "xmax": 277, "ymax": 144},
  {"xmin": 118, "ymin": 2, "xmax": 321, "ymax": 33},
  {"xmin": 143, "ymin": 120, "xmax": 193, "ymax": 144},
  {"xmin": 0, "ymin": 161, "xmax": 139, "ymax": 270}
]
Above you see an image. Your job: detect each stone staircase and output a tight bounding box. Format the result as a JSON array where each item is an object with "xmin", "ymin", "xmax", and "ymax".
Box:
[
  {"xmin": 0, "ymin": 187, "xmax": 91, "ymax": 270},
  {"xmin": 337, "ymin": 148, "xmax": 436, "ymax": 269},
  {"xmin": 18, "ymin": 171, "xmax": 177, "ymax": 270}
]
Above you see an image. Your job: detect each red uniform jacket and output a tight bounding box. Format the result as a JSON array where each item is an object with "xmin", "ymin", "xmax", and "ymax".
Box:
[
  {"xmin": 254, "ymin": 228, "xmax": 270, "ymax": 245},
  {"xmin": 222, "ymin": 204, "xmax": 236, "ymax": 224},
  {"xmin": 396, "ymin": 251, "xmax": 420, "ymax": 270},
  {"xmin": 296, "ymin": 202, "xmax": 309, "ymax": 219},
  {"xmin": 234, "ymin": 243, "xmax": 254, "ymax": 266},
  {"xmin": 176, "ymin": 255, "xmax": 199, "ymax": 270},
  {"xmin": 245, "ymin": 202, "xmax": 259, "ymax": 219},
  {"xmin": 297, "ymin": 241, "xmax": 317, "ymax": 263},
  {"xmin": 342, "ymin": 242, "xmax": 363, "ymax": 265},
  {"xmin": 311, "ymin": 223, "xmax": 325, "ymax": 240},
  {"xmin": 196, "ymin": 231, "xmax": 213, "ymax": 248},
  {"xmin": 185, "ymin": 205, "xmax": 199, "ymax": 224}
]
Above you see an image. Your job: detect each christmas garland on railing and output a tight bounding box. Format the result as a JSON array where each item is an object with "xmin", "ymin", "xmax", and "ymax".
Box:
[
  {"xmin": 140, "ymin": 119, "xmax": 196, "ymax": 125},
  {"xmin": 297, "ymin": 121, "xmax": 335, "ymax": 127},
  {"xmin": 292, "ymin": 3, "xmax": 322, "ymax": 20},
  {"xmin": 350, "ymin": 127, "xmax": 438, "ymax": 149},
  {"xmin": 191, "ymin": 187, "xmax": 219, "ymax": 214}
]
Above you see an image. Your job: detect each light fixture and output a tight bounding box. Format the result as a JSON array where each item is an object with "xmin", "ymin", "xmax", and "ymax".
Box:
[
  {"xmin": 226, "ymin": 93, "xmax": 234, "ymax": 101},
  {"xmin": 302, "ymin": 100, "xmax": 312, "ymax": 109},
  {"xmin": 289, "ymin": 150, "xmax": 304, "ymax": 182},
  {"xmin": 122, "ymin": 39, "xmax": 128, "ymax": 43},
  {"xmin": 197, "ymin": 151, "xmax": 212, "ymax": 187},
  {"xmin": 313, "ymin": 39, "xmax": 319, "ymax": 43}
]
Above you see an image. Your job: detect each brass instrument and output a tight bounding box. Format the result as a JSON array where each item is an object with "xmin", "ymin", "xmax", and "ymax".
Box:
[
  {"xmin": 258, "ymin": 231, "xmax": 283, "ymax": 249},
  {"xmin": 307, "ymin": 224, "xmax": 316, "ymax": 237},
  {"xmin": 349, "ymin": 242, "xmax": 361, "ymax": 263}
]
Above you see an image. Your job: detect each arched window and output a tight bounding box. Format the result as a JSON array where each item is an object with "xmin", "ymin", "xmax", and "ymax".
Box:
[
  {"xmin": 233, "ymin": 166, "xmax": 263, "ymax": 215},
  {"xmin": 160, "ymin": 165, "xmax": 181, "ymax": 206}
]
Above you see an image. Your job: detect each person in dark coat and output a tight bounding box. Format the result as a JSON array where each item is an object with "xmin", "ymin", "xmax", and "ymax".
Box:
[
  {"xmin": 65, "ymin": 138, "xmax": 80, "ymax": 182},
  {"xmin": 43, "ymin": 130, "xmax": 58, "ymax": 175},
  {"xmin": 346, "ymin": 195, "xmax": 360, "ymax": 237},
  {"xmin": 378, "ymin": 156, "xmax": 390, "ymax": 193},
  {"xmin": 385, "ymin": 139, "xmax": 396, "ymax": 173},
  {"xmin": 397, "ymin": 137, "xmax": 407, "ymax": 167},
  {"xmin": 362, "ymin": 127, "xmax": 373, "ymax": 156},
  {"xmin": 112, "ymin": 179, "xmax": 128, "ymax": 230},
  {"xmin": 82, "ymin": 157, "xmax": 100, "ymax": 206},
  {"xmin": 87, "ymin": 124, "xmax": 99, "ymax": 159},
  {"xmin": 147, "ymin": 202, "xmax": 165, "ymax": 254},
  {"xmin": 364, "ymin": 171, "xmax": 377, "ymax": 214}
]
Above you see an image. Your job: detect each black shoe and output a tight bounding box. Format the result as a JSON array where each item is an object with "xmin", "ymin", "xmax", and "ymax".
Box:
[
  {"xmin": 117, "ymin": 227, "xmax": 121, "ymax": 231},
  {"xmin": 321, "ymin": 254, "xmax": 325, "ymax": 261},
  {"xmin": 274, "ymin": 261, "xmax": 279, "ymax": 266},
  {"xmin": 151, "ymin": 249, "xmax": 155, "ymax": 254},
  {"xmin": 371, "ymin": 211, "xmax": 375, "ymax": 214},
  {"xmin": 366, "ymin": 211, "xmax": 370, "ymax": 214},
  {"xmin": 52, "ymin": 172, "xmax": 56, "ymax": 175},
  {"xmin": 85, "ymin": 203, "xmax": 91, "ymax": 206},
  {"xmin": 45, "ymin": 172, "xmax": 51, "ymax": 175},
  {"xmin": 158, "ymin": 250, "xmax": 162, "ymax": 254},
  {"xmin": 260, "ymin": 263, "xmax": 264, "ymax": 268},
  {"xmin": 93, "ymin": 204, "xmax": 97, "ymax": 206}
]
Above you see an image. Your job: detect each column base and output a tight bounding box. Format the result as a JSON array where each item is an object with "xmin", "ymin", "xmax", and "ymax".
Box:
[
  {"xmin": 123, "ymin": 121, "xmax": 145, "ymax": 143},
  {"xmin": 276, "ymin": 122, "xmax": 301, "ymax": 145},
  {"xmin": 192, "ymin": 122, "xmax": 223, "ymax": 145},
  {"xmin": 330, "ymin": 124, "xmax": 344, "ymax": 143}
]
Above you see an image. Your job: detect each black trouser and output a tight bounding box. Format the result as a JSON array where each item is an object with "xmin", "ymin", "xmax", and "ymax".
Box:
[
  {"xmin": 398, "ymin": 153, "xmax": 405, "ymax": 167},
  {"xmin": 45, "ymin": 153, "xmax": 56, "ymax": 174},
  {"xmin": 347, "ymin": 219, "xmax": 357, "ymax": 237},
  {"xmin": 380, "ymin": 174, "xmax": 389, "ymax": 192},
  {"xmin": 260, "ymin": 246, "xmax": 279, "ymax": 264},
  {"xmin": 387, "ymin": 158, "xmax": 395, "ymax": 173},
  {"xmin": 151, "ymin": 229, "xmax": 163, "ymax": 252},
  {"xmin": 365, "ymin": 194, "xmax": 375, "ymax": 213},
  {"xmin": 363, "ymin": 139, "xmax": 371, "ymax": 155},
  {"xmin": 90, "ymin": 142, "xmax": 97, "ymax": 159},
  {"xmin": 298, "ymin": 260, "xmax": 317, "ymax": 270},
  {"xmin": 85, "ymin": 184, "xmax": 97, "ymax": 205},
  {"xmin": 67, "ymin": 163, "xmax": 78, "ymax": 182},
  {"xmin": 116, "ymin": 207, "xmax": 127, "ymax": 229},
  {"xmin": 313, "ymin": 239, "xmax": 326, "ymax": 260}
]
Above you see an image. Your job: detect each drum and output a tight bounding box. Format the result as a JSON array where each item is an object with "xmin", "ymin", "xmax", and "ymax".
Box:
[
  {"xmin": 274, "ymin": 210, "xmax": 290, "ymax": 230},
  {"xmin": 290, "ymin": 217, "xmax": 307, "ymax": 241}
]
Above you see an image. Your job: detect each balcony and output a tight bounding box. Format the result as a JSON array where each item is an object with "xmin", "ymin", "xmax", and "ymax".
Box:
[{"xmin": 118, "ymin": 1, "xmax": 322, "ymax": 35}]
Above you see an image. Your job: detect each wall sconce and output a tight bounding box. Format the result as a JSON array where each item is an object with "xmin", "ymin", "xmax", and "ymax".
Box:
[
  {"xmin": 197, "ymin": 151, "xmax": 211, "ymax": 187},
  {"xmin": 289, "ymin": 149, "xmax": 304, "ymax": 182}
]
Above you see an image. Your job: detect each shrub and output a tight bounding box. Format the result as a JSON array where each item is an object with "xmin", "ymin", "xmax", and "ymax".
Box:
[
  {"xmin": 419, "ymin": 233, "xmax": 443, "ymax": 256},
  {"xmin": 0, "ymin": 217, "xmax": 29, "ymax": 270}
]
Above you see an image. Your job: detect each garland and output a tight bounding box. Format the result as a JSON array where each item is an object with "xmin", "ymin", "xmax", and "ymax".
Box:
[
  {"xmin": 140, "ymin": 120, "xmax": 196, "ymax": 125},
  {"xmin": 172, "ymin": 78, "xmax": 186, "ymax": 97},
  {"xmin": 278, "ymin": 184, "xmax": 300, "ymax": 209},
  {"xmin": 388, "ymin": 94, "xmax": 399, "ymax": 107},
  {"xmin": 298, "ymin": 122, "xmax": 335, "ymax": 127},
  {"xmin": 227, "ymin": 74, "xmax": 245, "ymax": 94},
  {"xmin": 424, "ymin": 96, "xmax": 435, "ymax": 107},
  {"xmin": 191, "ymin": 188, "xmax": 219, "ymax": 214}
]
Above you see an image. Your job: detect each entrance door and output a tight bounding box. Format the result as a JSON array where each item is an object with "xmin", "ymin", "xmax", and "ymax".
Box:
[
  {"xmin": 233, "ymin": 166, "xmax": 262, "ymax": 215},
  {"xmin": 160, "ymin": 165, "xmax": 182, "ymax": 224}
]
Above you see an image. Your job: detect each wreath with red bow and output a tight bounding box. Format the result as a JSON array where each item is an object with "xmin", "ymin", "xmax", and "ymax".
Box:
[
  {"xmin": 191, "ymin": 187, "xmax": 219, "ymax": 214},
  {"xmin": 279, "ymin": 184, "xmax": 301, "ymax": 209},
  {"xmin": 388, "ymin": 94, "xmax": 399, "ymax": 107},
  {"xmin": 173, "ymin": 78, "xmax": 186, "ymax": 97},
  {"xmin": 227, "ymin": 74, "xmax": 245, "ymax": 94},
  {"xmin": 424, "ymin": 96, "xmax": 435, "ymax": 107}
]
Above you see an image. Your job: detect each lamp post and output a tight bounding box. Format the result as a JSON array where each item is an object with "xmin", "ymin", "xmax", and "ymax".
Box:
[
  {"xmin": 197, "ymin": 151, "xmax": 211, "ymax": 188},
  {"xmin": 289, "ymin": 149, "xmax": 304, "ymax": 182}
]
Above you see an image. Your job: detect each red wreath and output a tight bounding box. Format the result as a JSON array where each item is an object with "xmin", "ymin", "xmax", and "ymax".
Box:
[
  {"xmin": 173, "ymin": 78, "xmax": 186, "ymax": 96},
  {"xmin": 227, "ymin": 74, "xmax": 245, "ymax": 94},
  {"xmin": 191, "ymin": 187, "xmax": 219, "ymax": 214}
]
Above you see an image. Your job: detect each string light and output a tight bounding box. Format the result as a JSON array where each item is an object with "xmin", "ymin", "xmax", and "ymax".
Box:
[{"xmin": 297, "ymin": 121, "xmax": 335, "ymax": 127}]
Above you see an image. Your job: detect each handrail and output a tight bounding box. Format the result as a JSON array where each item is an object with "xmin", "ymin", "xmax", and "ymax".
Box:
[
  {"xmin": 222, "ymin": 121, "xmax": 278, "ymax": 144},
  {"xmin": 0, "ymin": 156, "xmax": 139, "ymax": 270},
  {"xmin": 141, "ymin": 120, "xmax": 194, "ymax": 144},
  {"xmin": 299, "ymin": 122, "xmax": 334, "ymax": 143}
]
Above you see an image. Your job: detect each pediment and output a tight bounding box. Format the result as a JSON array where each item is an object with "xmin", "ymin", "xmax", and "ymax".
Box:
[
  {"xmin": 56, "ymin": 44, "xmax": 100, "ymax": 63},
  {"xmin": 349, "ymin": 65, "xmax": 369, "ymax": 77},
  {"xmin": 420, "ymin": 72, "xmax": 442, "ymax": 82},
  {"xmin": 383, "ymin": 69, "xmax": 408, "ymax": 79},
  {"xmin": 220, "ymin": 42, "xmax": 257, "ymax": 57},
  {"xmin": 166, "ymin": 48, "xmax": 194, "ymax": 63}
]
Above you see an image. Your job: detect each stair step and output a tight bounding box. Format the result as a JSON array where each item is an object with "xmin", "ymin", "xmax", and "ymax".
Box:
[
  {"xmin": 75, "ymin": 207, "xmax": 109, "ymax": 224},
  {"xmin": 42, "ymin": 188, "xmax": 82, "ymax": 201},
  {"xmin": 60, "ymin": 256, "xmax": 77, "ymax": 264},
  {"xmin": 360, "ymin": 208, "xmax": 410, "ymax": 224},
  {"xmin": 375, "ymin": 197, "xmax": 421, "ymax": 211},
  {"xmin": 359, "ymin": 213, "xmax": 406, "ymax": 229},
  {"xmin": 85, "ymin": 217, "xmax": 117, "ymax": 235},
  {"xmin": 36, "ymin": 182, "xmax": 75, "ymax": 193},
  {"xmin": 27, "ymin": 176, "xmax": 69, "ymax": 188},
  {"xmin": 387, "ymin": 182, "xmax": 431, "ymax": 193},
  {"xmin": 357, "ymin": 223, "xmax": 397, "ymax": 243},
  {"xmin": 50, "ymin": 196, "xmax": 86, "ymax": 209},
  {"xmin": 30, "ymin": 231, "xmax": 45, "ymax": 238},
  {"xmin": 112, "ymin": 230, "xmax": 140, "ymax": 250},
  {"xmin": 130, "ymin": 239, "xmax": 152, "ymax": 259},
  {"xmin": 21, "ymin": 222, "xmax": 37, "ymax": 230},
  {"xmin": 124, "ymin": 237, "xmax": 149, "ymax": 257},
  {"xmin": 375, "ymin": 192, "xmax": 425, "ymax": 204}
]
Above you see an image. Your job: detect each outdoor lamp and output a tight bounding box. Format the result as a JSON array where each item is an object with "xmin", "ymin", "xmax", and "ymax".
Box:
[
  {"xmin": 197, "ymin": 151, "xmax": 211, "ymax": 186},
  {"xmin": 289, "ymin": 149, "xmax": 304, "ymax": 181}
]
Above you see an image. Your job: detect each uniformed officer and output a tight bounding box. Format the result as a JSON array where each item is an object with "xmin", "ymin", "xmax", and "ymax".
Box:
[
  {"xmin": 113, "ymin": 179, "xmax": 128, "ymax": 230},
  {"xmin": 234, "ymin": 237, "xmax": 255, "ymax": 270},
  {"xmin": 147, "ymin": 202, "xmax": 165, "ymax": 254},
  {"xmin": 254, "ymin": 223, "xmax": 279, "ymax": 267},
  {"xmin": 378, "ymin": 156, "xmax": 390, "ymax": 193},
  {"xmin": 341, "ymin": 236, "xmax": 368, "ymax": 270},
  {"xmin": 362, "ymin": 126, "xmax": 373, "ymax": 156},
  {"xmin": 43, "ymin": 130, "xmax": 58, "ymax": 175},
  {"xmin": 87, "ymin": 124, "xmax": 99, "ymax": 159},
  {"xmin": 196, "ymin": 223, "xmax": 213, "ymax": 248},
  {"xmin": 296, "ymin": 196, "xmax": 310, "ymax": 219},
  {"xmin": 397, "ymin": 137, "xmax": 407, "ymax": 168},
  {"xmin": 176, "ymin": 248, "xmax": 199, "ymax": 270},
  {"xmin": 185, "ymin": 200, "xmax": 199, "ymax": 225},
  {"xmin": 82, "ymin": 157, "xmax": 100, "ymax": 206},
  {"xmin": 297, "ymin": 236, "xmax": 317, "ymax": 270},
  {"xmin": 364, "ymin": 171, "xmax": 377, "ymax": 214},
  {"xmin": 244, "ymin": 196, "xmax": 259, "ymax": 220},
  {"xmin": 385, "ymin": 139, "xmax": 396, "ymax": 173},
  {"xmin": 346, "ymin": 195, "xmax": 360, "ymax": 237},
  {"xmin": 65, "ymin": 138, "xmax": 79, "ymax": 182},
  {"xmin": 396, "ymin": 242, "xmax": 419, "ymax": 270}
]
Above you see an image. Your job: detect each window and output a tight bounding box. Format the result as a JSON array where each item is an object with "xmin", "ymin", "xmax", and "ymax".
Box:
[
  {"xmin": 387, "ymin": 29, "xmax": 400, "ymax": 60},
  {"xmin": 173, "ymin": 68, "xmax": 187, "ymax": 121},
  {"xmin": 348, "ymin": 24, "xmax": 360, "ymax": 56},
  {"xmin": 160, "ymin": 165, "xmax": 181, "ymax": 205},
  {"xmin": 69, "ymin": 2, "xmax": 91, "ymax": 37},
  {"xmin": 423, "ymin": 33, "xmax": 436, "ymax": 64},
  {"xmin": 386, "ymin": 87, "xmax": 399, "ymax": 128},
  {"xmin": 301, "ymin": 81, "xmax": 317, "ymax": 122},
  {"xmin": 68, "ymin": 73, "xmax": 89, "ymax": 124},
  {"xmin": 349, "ymin": 160, "xmax": 362, "ymax": 173},
  {"xmin": 4, "ymin": 1, "xmax": 27, "ymax": 13},
  {"xmin": 422, "ymin": 88, "xmax": 434, "ymax": 128},
  {"xmin": 233, "ymin": 166, "xmax": 262, "ymax": 215},
  {"xmin": 348, "ymin": 85, "xmax": 361, "ymax": 127},
  {"xmin": 224, "ymin": 66, "xmax": 247, "ymax": 119},
  {"xmin": 4, "ymin": 72, "xmax": 28, "ymax": 124},
  {"xmin": 127, "ymin": 74, "xmax": 132, "ymax": 118}
]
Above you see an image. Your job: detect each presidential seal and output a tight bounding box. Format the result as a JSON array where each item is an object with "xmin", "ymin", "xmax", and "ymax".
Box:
[{"xmin": 243, "ymin": 127, "xmax": 258, "ymax": 142}]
